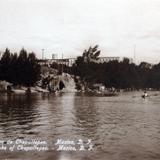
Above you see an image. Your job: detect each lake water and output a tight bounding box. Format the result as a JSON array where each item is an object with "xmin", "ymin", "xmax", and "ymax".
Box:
[{"xmin": 0, "ymin": 91, "xmax": 160, "ymax": 160}]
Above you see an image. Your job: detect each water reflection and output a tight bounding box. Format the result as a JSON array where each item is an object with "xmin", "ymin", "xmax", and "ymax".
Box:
[
  {"xmin": 73, "ymin": 96, "xmax": 100, "ymax": 140},
  {"xmin": 0, "ymin": 93, "xmax": 39, "ymax": 138},
  {"xmin": 0, "ymin": 92, "xmax": 160, "ymax": 160}
]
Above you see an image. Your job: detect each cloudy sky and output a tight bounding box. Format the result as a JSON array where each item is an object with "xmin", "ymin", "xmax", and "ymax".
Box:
[{"xmin": 0, "ymin": 0, "xmax": 160, "ymax": 63}]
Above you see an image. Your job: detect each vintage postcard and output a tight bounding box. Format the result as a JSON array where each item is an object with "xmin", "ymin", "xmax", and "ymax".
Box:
[{"xmin": 0, "ymin": 0, "xmax": 160, "ymax": 160}]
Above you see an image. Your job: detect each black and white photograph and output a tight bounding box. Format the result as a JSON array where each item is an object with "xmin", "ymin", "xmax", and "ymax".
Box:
[{"xmin": 0, "ymin": 0, "xmax": 160, "ymax": 160}]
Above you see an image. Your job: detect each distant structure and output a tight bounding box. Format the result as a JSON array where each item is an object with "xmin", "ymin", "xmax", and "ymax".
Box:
[
  {"xmin": 38, "ymin": 56, "xmax": 133, "ymax": 67},
  {"xmin": 52, "ymin": 54, "xmax": 57, "ymax": 59},
  {"xmin": 51, "ymin": 58, "xmax": 76, "ymax": 66},
  {"xmin": 96, "ymin": 57, "xmax": 133, "ymax": 63},
  {"xmin": 41, "ymin": 49, "xmax": 45, "ymax": 59},
  {"xmin": 37, "ymin": 58, "xmax": 76, "ymax": 67},
  {"xmin": 97, "ymin": 57, "xmax": 120, "ymax": 63}
]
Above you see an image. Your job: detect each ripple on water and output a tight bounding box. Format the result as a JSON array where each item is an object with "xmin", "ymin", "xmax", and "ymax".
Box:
[{"xmin": 0, "ymin": 92, "xmax": 160, "ymax": 160}]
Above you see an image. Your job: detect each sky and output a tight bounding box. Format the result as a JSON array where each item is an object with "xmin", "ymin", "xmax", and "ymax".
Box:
[{"xmin": 0, "ymin": 0, "xmax": 160, "ymax": 63}]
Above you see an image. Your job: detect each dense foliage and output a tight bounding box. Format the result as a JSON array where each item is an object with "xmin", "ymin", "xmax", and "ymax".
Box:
[
  {"xmin": 0, "ymin": 48, "xmax": 41, "ymax": 86},
  {"xmin": 66, "ymin": 46, "xmax": 160, "ymax": 90}
]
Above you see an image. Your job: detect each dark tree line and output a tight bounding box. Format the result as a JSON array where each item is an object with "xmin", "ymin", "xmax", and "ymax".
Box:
[
  {"xmin": 0, "ymin": 48, "xmax": 41, "ymax": 86},
  {"xmin": 63, "ymin": 46, "xmax": 160, "ymax": 90}
]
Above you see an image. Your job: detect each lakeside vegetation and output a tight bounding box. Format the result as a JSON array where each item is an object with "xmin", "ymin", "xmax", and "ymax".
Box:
[
  {"xmin": 1, "ymin": 46, "xmax": 160, "ymax": 91},
  {"xmin": 61, "ymin": 45, "xmax": 160, "ymax": 90},
  {"xmin": 0, "ymin": 48, "xmax": 41, "ymax": 86}
]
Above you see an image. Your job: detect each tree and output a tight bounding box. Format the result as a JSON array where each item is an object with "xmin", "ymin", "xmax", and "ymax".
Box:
[
  {"xmin": 0, "ymin": 48, "xmax": 12, "ymax": 81},
  {"xmin": 0, "ymin": 48, "xmax": 41, "ymax": 86},
  {"xmin": 82, "ymin": 45, "xmax": 101, "ymax": 63}
]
